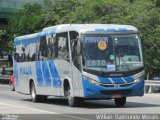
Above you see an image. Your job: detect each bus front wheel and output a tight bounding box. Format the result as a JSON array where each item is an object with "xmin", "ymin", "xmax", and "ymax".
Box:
[
  {"xmin": 68, "ymin": 96, "xmax": 77, "ymax": 107},
  {"xmin": 114, "ymin": 97, "xmax": 126, "ymax": 107},
  {"xmin": 66, "ymin": 86, "xmax": 77, "ymax": 107}
]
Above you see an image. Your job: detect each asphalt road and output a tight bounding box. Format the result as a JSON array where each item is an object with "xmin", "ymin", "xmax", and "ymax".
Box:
[{"xmin": 0, "ymin": 84, "xmax": 160, "ymax": 120}]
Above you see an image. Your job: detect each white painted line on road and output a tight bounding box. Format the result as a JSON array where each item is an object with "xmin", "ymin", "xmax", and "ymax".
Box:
[
  {"xmin": 0, "ymin": 102, "xmax": 92, "ymax": 120},
  {"xmin": 0, "ymin": 102, "xmax": 59, "ymax": 114}
]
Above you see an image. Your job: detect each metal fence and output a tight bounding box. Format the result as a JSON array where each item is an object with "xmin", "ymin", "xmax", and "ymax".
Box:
[
  {"xmin": 145, "ymin": 80, "xmax": 160, "ymax": 86},
  {"xmin": 145, "ymin": 80, "xmax": 160, "ymax": 93}
]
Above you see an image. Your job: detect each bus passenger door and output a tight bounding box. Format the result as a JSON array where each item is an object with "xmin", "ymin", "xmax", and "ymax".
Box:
[
  {"xmin": 69, "ymin": 31, "xmax": 82, "ymax": 97},
  {"xmin": 56, "ymin": 32, "xmax": 72, "ymax": 95}
]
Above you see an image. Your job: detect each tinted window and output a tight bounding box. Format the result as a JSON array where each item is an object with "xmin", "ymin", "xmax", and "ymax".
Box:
[
  {"xmin": 39, "ymin": 36, "xmax": 48, "ymax": 60},
  {"xmin": 57, "ymin": 32, "xmax": 69, "ymax": 61},
  {"xmin": 38, "ymin": 34, "xmax": 57, "ymax": 60}
]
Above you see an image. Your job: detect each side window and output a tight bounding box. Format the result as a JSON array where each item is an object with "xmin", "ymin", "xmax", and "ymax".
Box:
[
  {"xmin": 14, "ymin": 47, "xmax": 19, "ymax": 62},
  {"xmin": 39, "ymin": 36, "xmax": 48, "ymax": 60},
  {"xmin": 56, "ymin": 32, "xmax": 69, "ymax": 61},
  {"xmin": 13, "ymin": 42, "xmax": 25, "ymax": 63},
  {"xmin": 46, "ymin": 34, "xmax": 57, "ymax": 59},
  {"xmin": 38, "ymin": 34, "xmax": 58, "ymax": 61},
  {"xmin": 14, "ymin": 39, "xmax": 37, "ymax": 62},
  {"xmin": 25, "ymin": 39, "xmax": 37, "ymax": 62}
]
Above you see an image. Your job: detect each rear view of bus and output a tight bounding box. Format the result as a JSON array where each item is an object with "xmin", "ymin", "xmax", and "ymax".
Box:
[{"xmin": 81, "ymin": 25, "xmax": 144, "ymax": 106}]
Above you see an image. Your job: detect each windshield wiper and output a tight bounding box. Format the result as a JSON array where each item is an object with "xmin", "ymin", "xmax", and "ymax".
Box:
[{"xmin": 119, "ymin": 56, "xmax": 132, "ymax": 71}]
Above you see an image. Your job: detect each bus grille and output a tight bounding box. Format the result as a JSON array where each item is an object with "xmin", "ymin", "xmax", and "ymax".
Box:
[{"xmin": 99, "ymin": 82, "xmax": 134, "ymax": 88}]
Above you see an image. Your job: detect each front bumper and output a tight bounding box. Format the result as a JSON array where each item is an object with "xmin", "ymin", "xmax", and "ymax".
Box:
[{"xmin": 82, "ymin": 79, "xmax": 144, "ymax": 99}]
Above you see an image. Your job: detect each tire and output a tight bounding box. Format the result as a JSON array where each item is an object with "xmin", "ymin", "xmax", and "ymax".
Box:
[
  {"xmin": 66, "ymin": 85, "xmax": 77, "ymax": 107},
  {"xmin": 68, "ymin": 96, "xmax": 77, "ymax": 107},
  {"xmin": 114, "ymin": 97, "xmax": 126, "ymax": 107},
  {"xmin": 31, "ymin": 82, "xmax": 40, "ymax": 102},
  {"xmin": 31, "ymin": 82, "xmax": 48, "ymax": 102},
  {"xmin": 68, "ymin": 96, "xmax": 84, "ymax": 107}
]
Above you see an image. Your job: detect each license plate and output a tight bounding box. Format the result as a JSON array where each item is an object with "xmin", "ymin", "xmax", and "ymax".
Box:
[{"xmin": 111, "ymin": 94, "xmax": 122, "ymax": 99}]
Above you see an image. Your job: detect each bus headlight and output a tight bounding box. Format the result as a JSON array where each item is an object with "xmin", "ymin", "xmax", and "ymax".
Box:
[
  {"xmin": 83, "ymin": 76, "xmax": 99, "ymax": 84},
  {"xmin": 134, "ymin": 78, "xmax": 141, "ymax": 83},
  {"xmin": 89, "ymin": 79, "xmax": 99, "ymax": 84}
]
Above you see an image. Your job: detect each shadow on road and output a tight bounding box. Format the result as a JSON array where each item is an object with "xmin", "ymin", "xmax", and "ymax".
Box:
[{"xmin": 21, "ymin": 98, "xmax": 160, "ymax": 109}]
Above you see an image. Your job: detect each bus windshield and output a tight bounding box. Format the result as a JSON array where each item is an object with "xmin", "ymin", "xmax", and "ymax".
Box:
[{"xmin": 82, "ymin": 33, "xmax": 143, "ymax": 72}]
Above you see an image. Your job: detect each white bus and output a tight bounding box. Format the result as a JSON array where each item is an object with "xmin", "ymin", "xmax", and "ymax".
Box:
[{"xmin": 13, "ymin": 24, "xmax": 144, "ymax": 107}]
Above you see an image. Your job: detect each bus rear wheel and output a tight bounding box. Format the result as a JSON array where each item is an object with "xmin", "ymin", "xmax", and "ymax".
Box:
[
  {"xmin": 31, "ymin": 82, "xmax": 43, "ymax": 102},
  {"xmin": 114, "ymin": 97, "xmax": 126, "ymax": 107}
]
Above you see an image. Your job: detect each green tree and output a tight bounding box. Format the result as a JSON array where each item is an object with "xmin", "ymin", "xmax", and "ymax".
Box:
[
  {"xmin": 7, "ymin": 2, "xmax": 46, "ymax": 53},
  {"xmin": 9, "ymin": 2, "xmax": 45, "ymax": 36},
  {"xmin": 0, "ymin": 30, "xmax": 5, "ymax": 37},
  {"xmin": 0, "ymin": 30, "xmax": 5, "ymax": 58},
  {"xmin": 8, "ymin": 0, "xmax": 160, "ymax": 77},
  {"xmin": 44, "ymin": 0, "xmax": 83, "ymax": 25}
]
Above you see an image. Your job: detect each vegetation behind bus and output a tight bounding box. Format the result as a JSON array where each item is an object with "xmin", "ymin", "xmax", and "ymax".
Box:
[{"xmin": 1, "ymin": 0, "xmax": 160, "ymax": 78}]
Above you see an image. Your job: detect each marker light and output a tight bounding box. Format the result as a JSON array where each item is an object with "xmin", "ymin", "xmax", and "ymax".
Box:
[
  {"xmin": 118, "ymin": 28, "xmax": 127, "ymax": 31},
  {"xmin": 95, "ymin": 28, "xmax": 105, "ymax": 32}
]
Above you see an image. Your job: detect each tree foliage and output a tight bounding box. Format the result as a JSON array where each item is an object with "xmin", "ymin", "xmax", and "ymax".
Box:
[
  {"xmin": 0, "ymin": 30, "xmax": 5, "ymax": 37},
  {"xmin": 9, "ymin": 2, "xmax": 45, "ymax": 36},
  {"xmin": 6, "ymin": 0, "xmax": 160, "ymax": 77}
]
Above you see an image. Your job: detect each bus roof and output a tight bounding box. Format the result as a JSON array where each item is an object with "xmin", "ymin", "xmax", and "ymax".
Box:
[
  {"xmin": 14, "ymin": 24, "xmax": 138, "ymax": 41},
  {"xmin": 14, "ymin": 32, "xmax": 40, "ymax": 41},
  {"xmin": 42, "ymin": 24, "xmax": 138, "ymax": 34}
]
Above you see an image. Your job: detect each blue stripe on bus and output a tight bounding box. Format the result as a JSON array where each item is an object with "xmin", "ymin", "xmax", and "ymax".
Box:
[
  {"xmin": 35, "ymin": 60, "xmax": 62, "ymax": 87},
  {"xmin": 98, "ymin": 76, "xmax": 133, "ymax": 84},
  {"xmin": 42, "ymin": 61, "xmax": 51, "ymax": 87},
  {"xmin": 111, "ymin": 77, "xmax": 125, "ymax": 84},
  {"xmin": 98, "ymin": 77, "xmax": 113, "ymax": 84},
  {"xmin": 41, "ymin": 31, "xmax": 55, "ymax": 36},
  {"xmin": 95, "ymin": 28, "xmax": 105, "ymax": 32},
  {"xmin": 48, "ymin": 61, "xmax": 62, "ymax": 87},
  {"xmin": 124, "ymin": 76, "xmax": 134, "ymax": 83},
  {"xmin": 35, "ymin": 61, "xmax": 43, "ymax": 87},
  {"xmin": 14, "ymin": 38, "xmax": 37, "ymax": 47}
]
